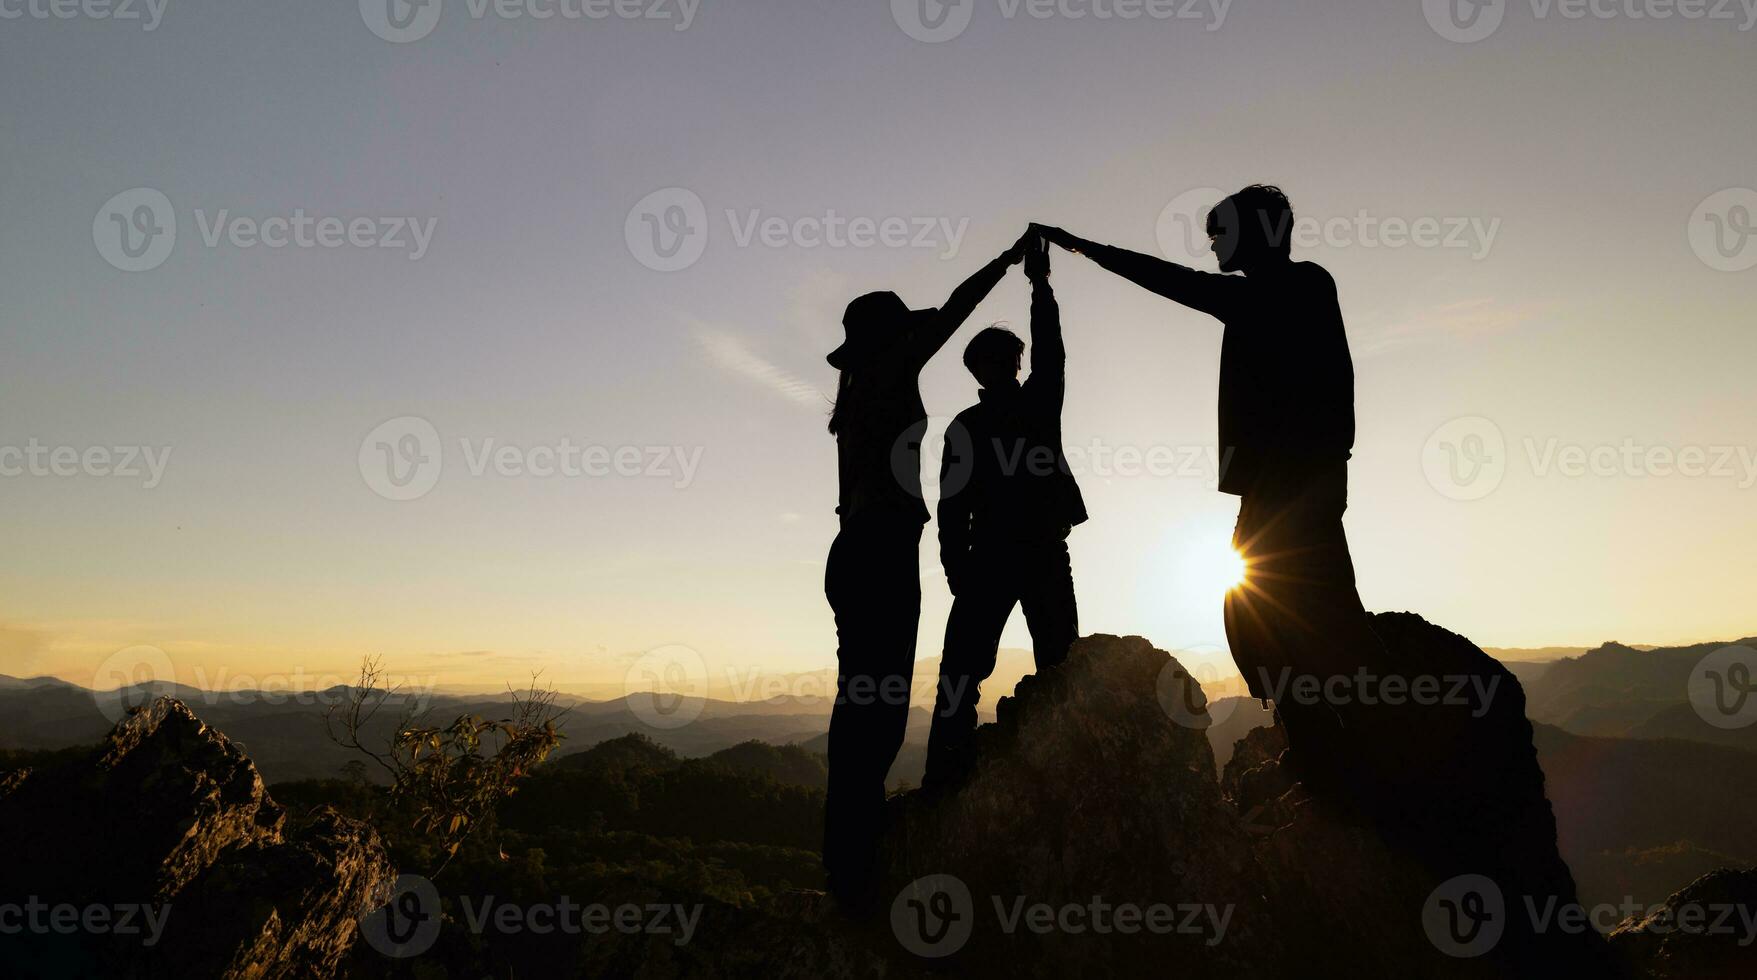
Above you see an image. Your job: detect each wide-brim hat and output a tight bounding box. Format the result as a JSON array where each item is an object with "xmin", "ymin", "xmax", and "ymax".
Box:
[{"xmin": 827, "ymin": 291, "xmax": 937, "ymax": 370}]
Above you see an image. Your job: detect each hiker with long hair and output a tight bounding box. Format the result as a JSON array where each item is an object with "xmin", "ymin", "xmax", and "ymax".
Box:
[{"xmin": 823, "ymin": 234, "xmax": 1026, "ymax": 907}]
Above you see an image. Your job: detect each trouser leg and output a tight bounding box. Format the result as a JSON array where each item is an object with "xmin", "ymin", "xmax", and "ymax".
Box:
[
  {"xmin": 924, "ymin": 575, "xmax": 1014, "ymax": 789},
  {"xmin": 1228, "ymin": 492, "xmax": 1288, "ymax": 702},
  {"xmin": 1018, "ymin": 538, "xmax": 1078, "ymax": 671},
  {"xmin": 823, "ymin": 524, "xmax": 921, "ymax": 898},
  {"xmin": 1228, "ymin": 465, "xmax": 1381, "ymax": 792}
]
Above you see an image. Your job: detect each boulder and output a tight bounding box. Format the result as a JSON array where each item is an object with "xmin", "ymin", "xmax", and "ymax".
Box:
[
  {"xmin": 1611, "ymin": 868, "xmax": 1757, "ymax": 979},
  {"xmin": 873, "ymin": 634, "xmax": 1275, "ymax": 977},
  {"xmin": 0, "ymin": 698, "xmax": 394, "ymax": 979}
]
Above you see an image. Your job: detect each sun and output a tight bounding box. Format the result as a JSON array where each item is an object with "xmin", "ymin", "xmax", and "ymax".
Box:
[
  {"xmin": 1183, "ymin": 530, "xmax": 1248, "ymax": 595},
  {"xmin": 1214, "ymin": 544, "xmax": 1248, "ymax": 591},
  {"xmin": 1135, "ymin": 518, "xmax": 1253, "ymax": 641}
]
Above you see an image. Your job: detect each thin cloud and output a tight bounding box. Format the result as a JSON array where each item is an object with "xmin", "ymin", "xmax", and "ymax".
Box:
[
  {"xmin": 690, "ymin": 319, "xmax": 827, "ymax": 408},
  {"xmin": 1356, "ymin": 298, "xmax": 1548, "ymax": 355}
]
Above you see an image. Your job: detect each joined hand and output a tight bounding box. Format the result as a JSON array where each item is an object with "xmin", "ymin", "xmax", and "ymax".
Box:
[
  {"xmin": 1024, "ymin": 236, "xmax": 1050, "ymax": 280},
  {"xmin": 1028, "ymin": 223, "xmax": 1079, "ymax": 254}
]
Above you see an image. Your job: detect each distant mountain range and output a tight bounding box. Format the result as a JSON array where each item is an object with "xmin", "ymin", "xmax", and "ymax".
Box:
[
  {"xmin": 4, "ymin": 629, "xmax": 1752, "ymax": 910},
  {"xmin": 1521, "ymin": 637, "xmax": 1757, "ymax": 753},
  {"xmin": 0, "ymin": 674, "xmax": 837, "ymax": 782},
  {"xmin": 3, "ymin": 633, "xmax": 1750, "ymax": 778}
]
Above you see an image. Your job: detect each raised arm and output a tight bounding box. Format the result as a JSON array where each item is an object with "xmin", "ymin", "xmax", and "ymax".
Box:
[
  {"xmin": 1023, "ymin": 240, "xmax": 1065, "ymax": 411},
  {"xmin": 909, "ymin": 239, "xmax": 1028, "ymax": 365},
  {"xmin": 1031, "ymin": 223, "xmax": 1242, "ymax": 321}
]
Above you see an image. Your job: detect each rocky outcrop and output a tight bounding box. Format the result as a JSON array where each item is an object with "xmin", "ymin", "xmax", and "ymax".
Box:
[
  {"xmin": 875, "ymin": 634, "xmax": 1275, "ymax": 977},
  {"xmin": 1611, "ymin": 868, "xmax": 1757, "ymax": 979},
  {"xmin": 743, "ymin": 616, "xmax": 1624, "ymax": 978},
  {"xmin": 0, "ymin": 697, "xmax": 393, "ymax": 980},
  {"xmin": 150, "ymin": 807, "xmax": 394, "ymax": 979},
  {"xmin": 1232, "ymin": 611, "xmax": 1623, "ymax": 978}
]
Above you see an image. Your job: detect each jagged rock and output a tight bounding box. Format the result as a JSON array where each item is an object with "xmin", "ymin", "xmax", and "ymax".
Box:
[
  {"xmin": 148, "ymin": 807, "xmax": 395, "ymax": 980},
  {"xmin": 835, "ymin": 617, "xmax": 1620, "ymax": 977},
  {"xmin": 100, "ymin": 698, "xmax": 288, "ymax": 900},
  {"xmin": 1610, "ymin": 868, "xmax": 1757, "ymax": 979},
  {"xmin": 0, "ymin": 698, "xmax": 284, "ymax": 905},
  {"xmin": 873, "ymin": 634, "xmax": 1277, "ymax": 977},
  {"xmin": 0, "ymin": 698, "xmax": 393, "ymax": 980},
  {"xmin": 0, "ymin": 765, "xmax": 31, "ymax": 801},
  {"xmin": 1218, "ymin": 720, "xmax": 1289, "ymax": 816},
  {"xmin": 1234, "ymin": 612, "xmax": 1625, "ymax": 978}
]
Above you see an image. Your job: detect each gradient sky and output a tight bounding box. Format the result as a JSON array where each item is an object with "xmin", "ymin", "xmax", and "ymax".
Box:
[{"xmin": 2, "ymin": 0, "xmax": 1753, "ymax": 693}]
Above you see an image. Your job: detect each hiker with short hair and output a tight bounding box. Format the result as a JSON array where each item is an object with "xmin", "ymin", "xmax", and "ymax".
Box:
[
  {"xmin": 1033, "ymin": 187, "xmax": 1384, "ymax": 791},
  {"xmin": 924, "ymin": 237, "xmax": 1087, "ymax": 790}
]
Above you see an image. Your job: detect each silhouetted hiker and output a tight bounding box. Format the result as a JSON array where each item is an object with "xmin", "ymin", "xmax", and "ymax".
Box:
[
  {"xmin": 924, "ymin": 239, "xmax": 1087, "ymax": 791},
  {"xmin": 823, "ymin": 236, "xmax": 1027, "ymax": 907},
  {"xmin": 1033, "ymin": 187, "xmax": 1385, "ymax": 792}
]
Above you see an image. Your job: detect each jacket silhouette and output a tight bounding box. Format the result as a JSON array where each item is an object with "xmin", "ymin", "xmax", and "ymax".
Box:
[{"xmin": 1036, "ymin": 237, "xmax": 1354, "ymax": 497}]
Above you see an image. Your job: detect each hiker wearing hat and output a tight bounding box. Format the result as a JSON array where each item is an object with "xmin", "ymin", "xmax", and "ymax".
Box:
[{"xmin": 822, "ymin": 233, "xmax": 1029, "ymax": 907}]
